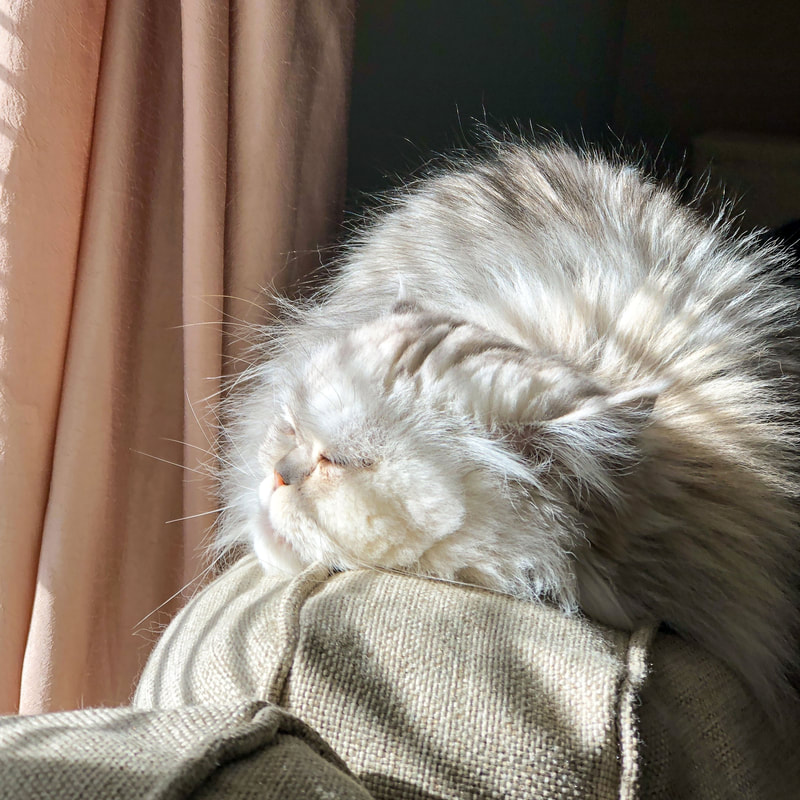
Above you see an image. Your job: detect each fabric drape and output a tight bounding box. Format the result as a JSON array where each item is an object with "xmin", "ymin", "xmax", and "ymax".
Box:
[{"xmin": 0, "ymin": 0, "xmax": 354, "ymax": 714}]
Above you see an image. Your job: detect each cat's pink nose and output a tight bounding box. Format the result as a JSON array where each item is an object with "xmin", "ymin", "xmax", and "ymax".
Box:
[{"xmin": 273, "ymin": 469, "xmax": 286, "ymax": 491}]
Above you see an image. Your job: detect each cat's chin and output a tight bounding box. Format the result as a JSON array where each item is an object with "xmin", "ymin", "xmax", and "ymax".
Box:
[
  {"xmin": 250, "ymin": 474, "xmax": 306, "ymax": 576},
  {"xmin": 250, "ymin": 517, "xmax": 306, "ymax": 576}
]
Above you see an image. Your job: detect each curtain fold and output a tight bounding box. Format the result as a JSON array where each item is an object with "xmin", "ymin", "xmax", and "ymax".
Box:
[{"xmin": 0, "ymin": 0, "xmax": 354, "ymax": 714}]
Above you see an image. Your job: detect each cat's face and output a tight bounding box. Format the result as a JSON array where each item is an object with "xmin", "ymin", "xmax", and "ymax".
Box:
[
  {"xmin": 250, "ymin": 315, "xmax": 492, "ymax": 576},
  {"xmin": 247, "ymin": 308, "xmax": 578, "ymax": 582}
]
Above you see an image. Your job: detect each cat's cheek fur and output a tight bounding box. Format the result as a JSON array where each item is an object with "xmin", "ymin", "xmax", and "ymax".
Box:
[
  {"xmin": 379, "ymin": 459, "xmax": 468, "ymax": 545},
  {"xmin": 312, "ymin": 465, "xmax": 469, "ymax": 568},
  {"xmin": 265, "ymin": 474, "xmax": 382, "ymax": 568},
  {"xmin": 251, "ymin": 516, "xmax": 305, "ymax": 576},
  {"xmin": 267, "ymin": 486, "xmax": 324, "ymax": 565},
  {"xmin": 249, "ymin": 480, "xmax": 306, "ymax": 575},
  {"xmin": 260, "ymin": 459, "xmax": 471, "ymax": 572}
]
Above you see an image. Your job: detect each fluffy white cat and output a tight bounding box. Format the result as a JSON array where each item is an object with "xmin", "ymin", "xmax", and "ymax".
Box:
[{"xmin": 215, "ymin": 141, "xmax": 799, "ymax": 714}]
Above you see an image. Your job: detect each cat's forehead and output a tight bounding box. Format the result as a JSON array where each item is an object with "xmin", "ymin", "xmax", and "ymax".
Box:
[
  {"xmin": 297, "ymin": 313, "xmax": 429, "ymax": 384},
  {"xmin": 280, "ymin": 310, "xmax": 445, "ymax": 434},
  {"xmin": 280, "ymin": 341, "xmax": 387, "ymax": 437}
]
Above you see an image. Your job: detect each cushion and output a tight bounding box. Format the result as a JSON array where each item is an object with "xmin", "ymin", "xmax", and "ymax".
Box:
[
  {"xmin": 0, "ymin": 699, "xmax": 372, "ymax": 799},
  {"xmin": 134, "ymin": 555, "xmax": 800, "ymax": 799}
]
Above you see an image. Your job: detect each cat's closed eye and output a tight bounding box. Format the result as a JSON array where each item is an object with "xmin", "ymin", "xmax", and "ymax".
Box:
[{"xmin": 318, "ymin": 453, "xmax": 374, "ymax": 469}]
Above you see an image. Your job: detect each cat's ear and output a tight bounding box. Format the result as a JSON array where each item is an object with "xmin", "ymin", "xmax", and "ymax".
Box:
[
  {"xmin": 508, "ymin": 380, "xmax": 665, "ymax": 507},
  {"xmin": 504, "ymin": 381, "xmax": 661, "ymax": 461},
  {"xmin": 475, "ymin": 346, "xmax": 663, "ymax": 433}
]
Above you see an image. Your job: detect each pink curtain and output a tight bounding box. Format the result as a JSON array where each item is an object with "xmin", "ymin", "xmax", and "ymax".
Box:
[{"xmin": 0, "ymin": 0, "xmax": 354, "ymax": 714}]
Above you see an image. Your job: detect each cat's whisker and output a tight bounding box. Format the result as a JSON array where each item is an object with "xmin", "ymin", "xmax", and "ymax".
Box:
[
  {"xmin": 348, "ymin": 560, "xmax": 522, "ymax": 599},
  {"xmin": 165, "ymin": 506, "xmax": 231, "ymax": 525},
  {"xmin": 169, "ymin": 320, "xmax": 222, "ymax": 330},
  {"xmin": 169, "ymin": 320, "xmax": 251, "ymax": 334},
  {"xmin": 221, "ymin": 367, "xmax": 260, "ymax": 396},
  {"xmin": 162, "ymin": 437, "xmax": 213, "ymax": 457},
  {"xmin": 194, "ymin": 294, "xmax": 272, "ymax": 329},
  {"xmin": 201, "ymin": 293, "xmax": 283, "ymax": 320},
  {"xmin": 184, "ymin": 390, "xmax": 216, "ymax": 450},
  {"xmin": 226, "ymin": 355, "xmax": 265, "ymax": 370},
  {"xmin": 160, "ymin": 434, "xmax": 244, "ymax": 477},
  {"xmin": 132, "ymin": 556, "xmax": 223, "ymax": 631},
  {"xmin": 171, "ymin": 318, "xmax": 262, "ymax": 347},
  {"xmin": 131, "ymin": 449, "xmax": 210, "ymax": 478},
  {"xmin": 189, "ymin": 382, "xmax": 229, "ymax": 405},
  {"xmin": 223, "ymin": 432, "xmax": 259, "ymax": 479}
]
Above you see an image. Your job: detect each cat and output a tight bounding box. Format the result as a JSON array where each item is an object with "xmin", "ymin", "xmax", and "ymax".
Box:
[{"xmin": 214, "ymin": 140, "xmax": 800, "ymax": 715}]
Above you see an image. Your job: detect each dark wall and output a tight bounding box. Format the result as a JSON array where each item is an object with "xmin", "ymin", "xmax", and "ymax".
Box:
[
  {"xmin": 346, "ymin": 1, "xmax": 628, "ymax": 203},
  {"xmin": 346, "ymin": 1, "xmax": 800, "ymax": 204},
  {"xmin": 614, "ymin": 2, "xmax": 800, "ymax": 165}
]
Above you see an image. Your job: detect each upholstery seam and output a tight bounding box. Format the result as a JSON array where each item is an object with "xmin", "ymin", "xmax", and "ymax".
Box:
[{"xmin": 616, "ymin": 623, "xmax": 657, "ymax": 800}]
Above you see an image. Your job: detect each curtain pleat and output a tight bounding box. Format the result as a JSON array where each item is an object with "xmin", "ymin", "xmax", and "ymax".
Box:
[
  {"xmin": 0, "ymin": 0, "xmax": 354, "ymax": 714},
  {"xmin": 180, "ymin": 1, "xmax": 229, "ymax": 577},
  {"xmin": 0, "ymin": 0, "xmax": 108, "ymax": 715}
]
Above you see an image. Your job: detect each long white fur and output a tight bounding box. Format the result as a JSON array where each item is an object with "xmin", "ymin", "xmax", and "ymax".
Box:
[{"xmin": 215, "ymin": 141, "xmax": 799, "ymax": 715}]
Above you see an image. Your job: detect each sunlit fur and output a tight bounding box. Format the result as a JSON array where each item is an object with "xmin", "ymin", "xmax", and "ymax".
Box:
[{"xmin": 215, "ymin": 141, "xmax": 799, "ymax": 714}]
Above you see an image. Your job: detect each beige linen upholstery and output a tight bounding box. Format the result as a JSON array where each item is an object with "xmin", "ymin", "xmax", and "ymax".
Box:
[
  {"xmin": 0, "ymin": 700, "xmax": 371, "ymax": 799},
  {"xmin": 135, "ymin": 555, "xmax": 800, "ymax": 799}
]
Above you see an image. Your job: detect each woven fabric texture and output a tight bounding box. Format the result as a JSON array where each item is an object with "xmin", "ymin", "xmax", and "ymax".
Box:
[
  {"xmin": 0, "ymin": 699, "xmax": 371, "ymax": 799},
  {"xmin": 135, "ymin": 555, "xmax": 800, "ymax": 799}
]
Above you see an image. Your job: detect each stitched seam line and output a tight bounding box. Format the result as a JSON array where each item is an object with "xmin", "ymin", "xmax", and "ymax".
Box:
[{"xmin": 616, "ymin": 623, "xmax": 657, "ymax": 800}]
